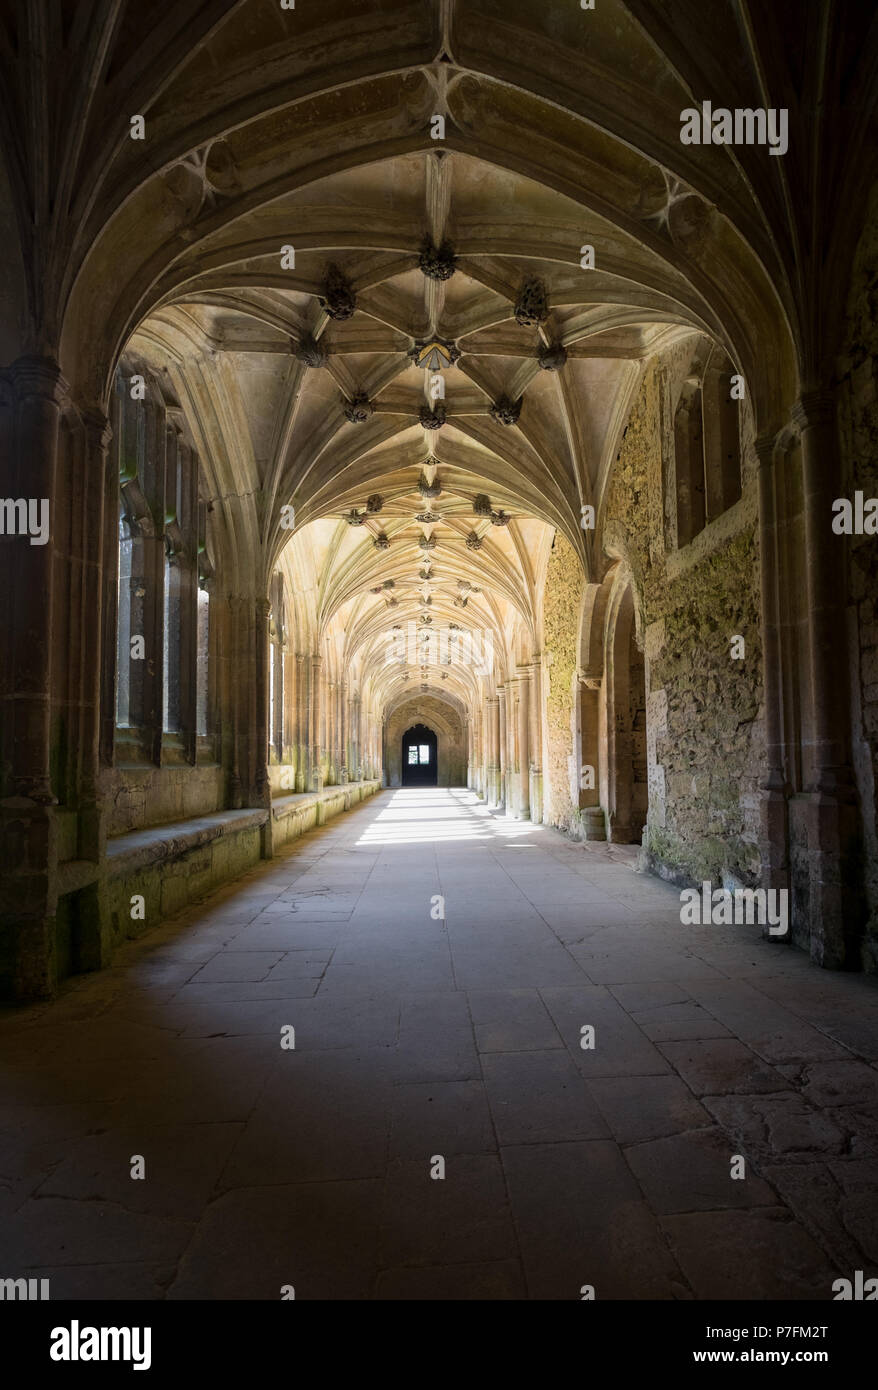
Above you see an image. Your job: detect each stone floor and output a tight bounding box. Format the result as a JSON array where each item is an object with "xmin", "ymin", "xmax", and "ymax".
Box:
[{"xmin": 2, "ymin": 788, "xmax": 878, "ymax": 1300}]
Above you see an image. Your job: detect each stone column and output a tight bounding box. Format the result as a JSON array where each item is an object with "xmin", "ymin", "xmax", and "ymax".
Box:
[
  {"xmin": 338, "ymin": 680, "xmax": 346, "ymax": 781},
  {"xmin": 755, "ymin": 433, "xmax": 790, "ymax": 908},
  {"xmin": 79, "ymin": 409, "xmax": 113, "ymax": 857},
  {"xmin": 309, "ymin": 654, "xmax": 323, "ymax": 791},
  {"xmin": 516, "ymin": 667, "xmax": 530, "ymax": 818},
  {"xmin": 528, "ymin": 658, "xmax": 543, "ymax": 823},
  {"xmin": 498, "ymin": 687, "xmax": 508, "ymax": 810},
  {"xmin": 254, "ymin": 596, "xmax": 271, "ymax": 800},
  {"xmin": 487, "ymin": 695, "xmax": 500, "ymax": 805},
  {"xmin": 294, "ymin": 653, "xmax": 306, "ymax": 791},
  {"xmin": 793, "ymin": 392, "xmax": 860, "ymax": 967},
  {"xmin": 348, "ymin": 689, "xmax": 358, "ymax": 778},
  {"xmin": 0, "ymin": 359, "xmax": 66, "ymax": 999},
  {"xmin": 7, "ymin": 359, "xmax": 66, "ymax": 800}
]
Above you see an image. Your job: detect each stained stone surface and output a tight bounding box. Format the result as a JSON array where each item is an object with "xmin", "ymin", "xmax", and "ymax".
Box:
[{"xmin": 1, "ymin": 788, "xmax": 877, "ymax": 1300}]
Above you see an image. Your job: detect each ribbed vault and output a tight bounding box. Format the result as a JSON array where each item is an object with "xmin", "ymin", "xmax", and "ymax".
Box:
[{"xmin": 5, "ymin": 0, "xmax": 875, "ymax": 737}]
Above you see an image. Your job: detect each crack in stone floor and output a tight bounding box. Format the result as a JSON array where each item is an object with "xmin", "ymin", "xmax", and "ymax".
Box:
[{"xmin": 2, "ymin": 789, "xmax": 878, "ymax": 1299}]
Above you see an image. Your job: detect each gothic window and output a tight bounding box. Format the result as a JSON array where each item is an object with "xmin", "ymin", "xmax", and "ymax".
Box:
[
  {"xmin": 672, "ymin": 350, "xmax": 742, "ymax": 547},
  {"xmin": 674, "ymin": 380, "xmax": 706, "ymax": 546},
  {"xmin": 111, "ymin": 361, "xmax": 208, "ymax": 759}
]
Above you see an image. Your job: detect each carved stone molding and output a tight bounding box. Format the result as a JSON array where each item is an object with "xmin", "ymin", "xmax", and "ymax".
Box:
[
  {"xmin": 514, "ymin": 277, "xmax": 548, "ymax": 326},
  {"xmin": 418, "ymin": 239, "xmax": 457, "ymax": 281},
  {"xmin": 343, "ymin": 393, "xmax": 373, "ymax": 423},
  {"xmin": 490, "ymin": 395, "xmax": 522, "ymax": 426},
  {"xmin": 537, "ymin": 341, "xmax": 567, "ymax": 371},
  {"xmin": 419, "ymin": 403, "xmax": 447, "ymax": 429},
  {"xmin": 320, "ymin": 264, "xmax": 357, "ymax": 320},
  {"xmin": 418, "ymin": 469, "xmax": 441, "ymax": 497},
  {"xmin": 294, "ymin": 334, "xmax": 327, "ymax": 368}
]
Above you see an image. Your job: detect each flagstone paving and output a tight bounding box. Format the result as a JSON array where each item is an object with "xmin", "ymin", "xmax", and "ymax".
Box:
[{"xmin": 2, "ymin": 789, "xmax": 877, "ymax": 1300}]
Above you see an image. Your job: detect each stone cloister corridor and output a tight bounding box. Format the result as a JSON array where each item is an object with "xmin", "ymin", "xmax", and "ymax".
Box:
[
  {"xmin": 4, "ymin": 787, "xmax": 878, "ymax": 1301},
  {"xmin": 2, "ymin": 0, "xmax": 878, "ymax": 1324}
]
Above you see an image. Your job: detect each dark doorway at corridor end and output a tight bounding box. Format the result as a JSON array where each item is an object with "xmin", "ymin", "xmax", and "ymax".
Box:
[{"xmin": 402, "ymin": 724, "xmax": 438, "ymax": 786}]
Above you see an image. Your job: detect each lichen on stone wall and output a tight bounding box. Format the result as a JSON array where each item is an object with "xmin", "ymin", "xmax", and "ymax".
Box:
[
  {"xmin": 603, "ymin": 358, "xmax": 765, "ymax": 887},
  {"xmin": 542, "ymin": 531, "xmax": 582, "ymax": 830}
]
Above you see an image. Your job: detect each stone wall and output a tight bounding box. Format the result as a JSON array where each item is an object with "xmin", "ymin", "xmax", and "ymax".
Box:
[
  {"xmin": 604, "ymin": 357, "xmax": 766, "ymax": 887},
  {"xmin": 837, "ymin": 177, "xmax": 878, "ymax": 969},
  {"xmin": 103, "ymin": 763, "xmax": 225, "ymax": 836},
  {"xmin": 542, "ymin": 531, "xmax": 582, "ymax": 831}
]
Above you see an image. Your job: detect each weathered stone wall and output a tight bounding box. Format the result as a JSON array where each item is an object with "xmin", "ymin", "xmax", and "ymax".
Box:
[
  {"xmin": 103, "ymin": 764, "xmax": 225, "ymax": 836},
  {"xmin": 604, "ymin": 356, "xmax": 766, "ymax": 887},
  {"xmin": 542, "ymin": 532, "xmax": 582, "ymax": 831},
  {"xmin": 837, "ymin": 178, "xmax": 878, "ymax": 969}
]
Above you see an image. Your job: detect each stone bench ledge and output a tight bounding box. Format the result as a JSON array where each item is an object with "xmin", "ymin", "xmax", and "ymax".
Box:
[
  {"xmin": 271, "ymin": 780, "xmax": 380, "ymax": 821},
  {"xmin": 106, "ymin": 808, "xmax": 268, "ymax": 877}
]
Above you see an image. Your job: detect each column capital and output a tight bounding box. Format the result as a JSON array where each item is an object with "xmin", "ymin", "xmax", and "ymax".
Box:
[
  {"xmin": 7, "ymin": 355, "xmax": 68, "ymax": 404},
  {"xmin": 754, "ymin": 432, "xmax": 777, "ymax": 469},
  {"xmin": 81, "ymin": 406, "xmax": 113, "ymax": 451},
  {"xmin": 791, "ymin": 390, "xmax": 835, "ymax": 433}
]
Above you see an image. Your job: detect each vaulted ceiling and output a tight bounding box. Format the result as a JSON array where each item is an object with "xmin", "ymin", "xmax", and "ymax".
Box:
[{"xmin": 3, "ymin": 0, "xmax": 876, "ymax": 712}]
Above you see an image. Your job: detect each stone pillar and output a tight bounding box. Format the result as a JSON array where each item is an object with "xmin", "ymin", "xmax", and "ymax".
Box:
[
  {"xmin": 254, "ymin": 595, "xmax": 271, "ymax": 801},
  {"xmin": 309, "ymin": 654, "xmax": 323, "ymax": 791},
  {"xmin": 0, "ymin": 360, "xmax": 67, "ymax": 999},
  {"xmin": 295, "ymin": 653, "xmax": 306, "ymax": 791},
  {"xmin": 78, "ymin": 410, "xmax": 113, "ymax": 854},
  {"xmin": 339, "ymin": 680, "xmax": 348, "ymax": 781},
  {"xmin": 498, "ymin": 686, "xmax": 507, "ymax": 809},
  {"xmin": 7, "ymin": 359, "xmax": 66, "ymax": 800},
  {"xmin": 516, "ymin": 666, "xmax": 530, "ymax": 819},
  {"xmin": 487, "ymin": 695, "xmax": 500, "ymax": 806},
  {"xmin": 793, "ymin": 392, "xmax": 860, "ymax": 967},
  {"xmin": 528, "ymin": 658, "xmax": 543, "ymax": 824},
  {"xmin": 576, "ymin": 672, "xmax": 606, "ymax": 838},
  {"xmin": 755, "ymin": 434, "xmax": 790, "ymax": 915}
]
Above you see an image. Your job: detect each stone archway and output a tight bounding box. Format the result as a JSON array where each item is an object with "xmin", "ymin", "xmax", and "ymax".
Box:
[
  {"xmin": 384, "ymin": 694, "xmax": 467, "ymax": 788},
  {"xmin": 402, "ymin": 723, "xmax": 438, "ymax": 787}
]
